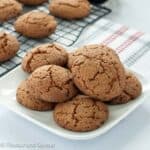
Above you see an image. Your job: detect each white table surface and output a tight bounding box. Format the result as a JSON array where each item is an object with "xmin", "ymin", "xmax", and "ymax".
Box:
[{"xmin": 1, "ymin": 0, "xmax": 150, "ymax": 149}]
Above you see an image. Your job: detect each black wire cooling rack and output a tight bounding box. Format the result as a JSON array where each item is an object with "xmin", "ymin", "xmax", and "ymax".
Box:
[{"xmin": 0, "ymin": 3, "xmax": 111, "ymax": 77}]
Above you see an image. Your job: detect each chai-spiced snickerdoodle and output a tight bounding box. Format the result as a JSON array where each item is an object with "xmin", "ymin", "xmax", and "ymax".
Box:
[
  {"xmin": 109, "ymin": 71, "xmax": 142, "ymax": 105},
  {"xmin": 22, "ymin": 43, "xmax": 68, "ymax": 73},
  {"xmin": 54, "ymin": 95, "xmax": 109, "ymax": 132},
  {"xmin": 49, "ymin": 0, "xmax": 91, "ymax": 20},
  {"xmin": 69, "ymin": 44, "xmax": 126, "ymax": 101},
  {"xmin": 17, "ymin": 80, "xmax": 54, "ymax": 111},
  {"xmin": 0, "ymin": 32, "xmax": 20, "ymax": 62},
  {"xmin": 26, "ymin": 65, "xmax": 78, "ymax": 102},
  {"xmin": 14, "ymin": 11, "xmax": 57, "ymax": 38},
  {"xmin": 0, "ymin": 0, "xmax": 22, "ymax": 22}
]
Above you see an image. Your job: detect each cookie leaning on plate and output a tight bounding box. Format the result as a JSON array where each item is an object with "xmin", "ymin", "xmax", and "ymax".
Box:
[
  {"xmin": 22, "ymin": 43, "xmax": 68, "ymax": 73},
  {"xmin": 109, "ymin": 71, "xmax": 142, "ymax": 105},
  {"xmin": 17, "ymin": 80, "xmax": 54, "ymax": 111},
  {"xmin": 54, "ymin": 95, "xmax": 109, "ymax": 132},
  {"xmin": 0, "ymin": 0, "xmax": 22, "ymax": 22},
  {"xmin": 0, "ymin": 32, "xmax": 20, "ymax": 62},
  {"xmin": 14, "ymin": 11, "xmax": 57, "ymax": 38},
  {"xmin": 49, "ymin": 0, "xmax": 91, "ymax": 20},
  {"xmin": 69, "ymin": 44, "xmax": 126, "ymax": 101},
  {"xmin": 26, "ymin": 65, "xmax": 78, "ymax": 103}
]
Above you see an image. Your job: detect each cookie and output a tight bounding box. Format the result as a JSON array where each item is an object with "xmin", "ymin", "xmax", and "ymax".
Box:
[
  {"xmin": 22, "ymin": 43, "xmax": 68, "ymax": 73},
  {"xmin": 0, "ymin": 32, "xmax": 20, "ymax": 62},
  {"xmin": 49, "ymin": 0, "xmax": 91, "ymax": 20},
  {"xmin": 16, "ymin": 80, "xmax": 54, "ymax": 111},
  {"xmin": 69, "ymin": 44, "xmax": 126, "ymax": 101},
  {"xmin": 14, "ymin": 11, "xmax": 57, "ymax": 38},
  {"xmin": 54, "ymin": 95, "xmax": 109, "ymax": 132},
  {"xmin": 109, "ymin": 71, "xmax": 142, "ymax": 104},
  {"xmin": 18, "ymin": 0, "xmax": 47, "ymax": 5},
  {"xmin": 26, "ymin": 65, "xmax": 78, "ymax": 102},
  {"xmin": 0, "ymin": 0, "xmax": 22, "ymax": 22}
]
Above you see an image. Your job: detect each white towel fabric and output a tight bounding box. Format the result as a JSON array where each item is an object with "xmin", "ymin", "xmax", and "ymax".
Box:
[{"xmin": 75, "ymin": 18, "xmax": 150, "ymax": 81}]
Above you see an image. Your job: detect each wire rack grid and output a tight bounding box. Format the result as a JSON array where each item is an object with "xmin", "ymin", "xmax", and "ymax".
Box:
[{"xmin": 0, "ymin": 2, "xmax": 111, "ymax": 76}]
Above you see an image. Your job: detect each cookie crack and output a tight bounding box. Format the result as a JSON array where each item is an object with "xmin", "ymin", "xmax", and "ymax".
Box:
[
  {"xmin": 72, "ymin": 103, "xmax": 80, "ymax": 127},
  {"xmin": 123, "ymin": 90, "xmax": 133, "ymax": 99},
  {"xmin": 27, "ymin": 49, "xmax": 51, "ymax": 72},
  {"xmin": 63, "ymin": 78, "xmax": 73, "ymax": 97},
  {"xmin": 0, "ymin": 33, "xmax": 10, "ymax": 53},
  {"xmin": 58, "ymin": 1, "xmax": 80, "ymax": 8},
  {"xmin": 23, "ymin": 12, "xmax": 50, "ymax": 27},
  {"xmin": 47, "ymin": 66, "xmax": 63, "ymax": 91}
]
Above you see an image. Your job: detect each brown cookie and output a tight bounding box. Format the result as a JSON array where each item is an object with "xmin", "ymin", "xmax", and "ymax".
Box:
[
  {"xmin": 69, "ymin": 44, "xmax": 126, "ymax": 101},
  {"xmin": 14, "ymin": 11, "xmax": 57, "ymax": 38},
  {"xmin": 109, "ymin": 71, "xmax": 142, "ymax": 105},
  {"xmin": 54, "ymin": 95, "xmax": 109, "ymax": 132},
  {"xmin": 22, "ymin": 43, "xmax": 68, "ymax": 73},
  {"xmin": 0, "ymin": 0, "xmax": 22, "ymax": 22},
  {"xmin": 16, "ymin": 80, "xmax": 54, "ymax": 111},
  {"xmin": 18, "ymin": 0, "xmax": 47, "ymax": 5},
  {"xmin": 0, "ymin": 32, "xmax": 20, "ymax": 62},
  {"xmin": 26, "ymin": 65, "xmax": 78, "ymax": 102},
  {"xmin": 49, "ymin": 0, "xmax": 91, "ymax": 20}
]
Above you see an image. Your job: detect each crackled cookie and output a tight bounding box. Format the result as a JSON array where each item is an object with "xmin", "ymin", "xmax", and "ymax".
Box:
[
  {"xmin": 26, "ymin": 65, "xmax": 78, "ymax": 102},
  {"xmin": 0, "ymin": 32, "xmax": 20, "ymax": 62},
  {"xmin": 14, "ymin": 11, "xmax": 57, "ymax": 38},
  {"xmin": 0, "ymin": 0, "xmax": 22, "ymax": 22},
  {"xmin": 69, "ymin": 44, "xmax": 126, "ymax": 101},
  {"xmin": 54, "ymin": 95, "xmax": 109, "ymax": 132},
  {"xmin": 49, "ymin": 0, "xmax": 91, "ymax": 20},
  {"xmin": 18, "ymin": 0, "xmax": 47, "ymax": 5},
  {"xmin": 109, "ymin": 71, "xmax": 142, "ymax": 105},
  {"xmin": 17, "ymin": 80, "xmax": 54, "ymax": 111},
  {"xmin": 22, "ymin": 43, "xmax": 68, "ymax": 73}
]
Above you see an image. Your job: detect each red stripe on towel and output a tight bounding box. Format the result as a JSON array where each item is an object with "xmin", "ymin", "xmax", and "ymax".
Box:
[
  {"xmin": 116, "ymin": 32, "xmax": 144, "ymax": 53},
  {"xmin": 102, "ymin": 26, "xmax": 128, "ymax": 45}
]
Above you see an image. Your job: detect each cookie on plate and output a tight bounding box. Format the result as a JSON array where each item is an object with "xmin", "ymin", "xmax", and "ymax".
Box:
[
  {"xmin": 17, "ymin": 80, "xmax": 54, "ymax": 111},
  {"xmin": 18, "ymin": 0, "xmax": 47, "ymax": 5},
  {"xmin": 0, "ymin": 32, "xmax": 20, "ymax": 62},
  {"xmin": 0, "ymin": 0, "xmax": 22, "ymax": 22},
  {"xmin": 49, "ymin": 0, "xmax": 91, "ymax": 20},
  {"xmin": 109, "ymin": 71, "xmax": 142, "ymax": 105},
  {"xmin": 14, "ymin": 11, "xmax": 57, "ymax": 38},
  {"xmin": 26, "ymin": 65, "xmax": 78, "ymax": 102},
  {"xmin": 54, "ymin": 95, "xmax": 109, "ymax": 132},
  {"xmin": 22, "ymin": 43, "xmax": 68, "ymax": 73},
  {"xmin": 69, "ymin": 44, "xmax": 126, "ymax": 101}
]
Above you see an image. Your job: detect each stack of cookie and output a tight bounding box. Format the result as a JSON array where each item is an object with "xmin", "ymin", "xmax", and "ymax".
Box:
[{"xmin": 16, "ymin": 44, "xmax": 142, "ymax": 132}]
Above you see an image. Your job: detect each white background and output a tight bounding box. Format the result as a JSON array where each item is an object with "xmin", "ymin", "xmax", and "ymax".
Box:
[{"xmin": 0, "ymin": 0, "xmax": 150, "ymax": 149}]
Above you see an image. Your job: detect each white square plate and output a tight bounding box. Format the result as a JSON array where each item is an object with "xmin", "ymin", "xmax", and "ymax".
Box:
[{"xmin": 0, "ymin": 66, "xmax": 149, "ymax": 140}]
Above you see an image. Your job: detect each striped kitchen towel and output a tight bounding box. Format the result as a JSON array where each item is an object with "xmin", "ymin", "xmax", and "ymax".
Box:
[{"xmin": 76, "ymin": 19, "xmax": 150, "ymax": 79}]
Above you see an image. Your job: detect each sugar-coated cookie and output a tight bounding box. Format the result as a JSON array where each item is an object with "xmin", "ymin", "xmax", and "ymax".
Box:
[
  {"xmin": 16, "ymin": 80, "xmax": 54, "ymax": 111},
  {"xmin": 22, "ymin": 43, "xmax": 68, "ymax": 73},
  {"xmin": 54, "ymin": 95, "xmax": 109, "ymax": 132},
  {"xmin": 26, "ymin": 65, "xmax": 78, "ymax": 102},
  {"xmin": 18, "ymin": 0, "xmax": 47, "ymax": 5},
  {"xmin": 0, "ymin": 0, "xmax": 22, "ymax": 22},
  {"xmin": 0, "ymin": 32, "xmax": 20, "ymax": 62},
  {"xmin": 14, "ymin": 11, "xmax": 57, "ymax": 38},
  {"xmin": 49, "ymin": 0, "xmax": 91, "ymax": 20},
  {"xmin": 69, "ymin": 44, "xmax": 126, "ymax": 101},
  {"xmin": 109, "ymin": 71, "xmax": 142, "ymax": 104}
]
